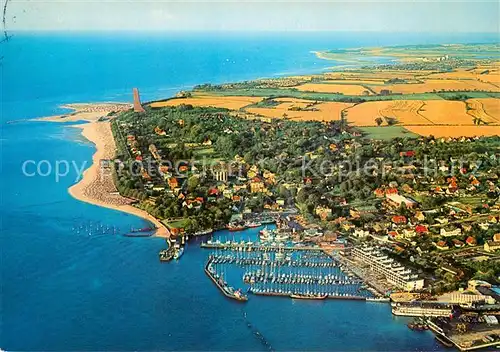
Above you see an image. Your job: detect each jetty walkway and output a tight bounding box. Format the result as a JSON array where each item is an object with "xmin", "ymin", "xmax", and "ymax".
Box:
[{"xmin": 201, "ymin": 242, "xmax": 349, "ymax": 252}]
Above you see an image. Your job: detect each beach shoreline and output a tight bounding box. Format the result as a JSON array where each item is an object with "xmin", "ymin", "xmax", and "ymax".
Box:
[
  {"xmin": 32, "ymin": 102, "xmax": 132, "ymax": 123},
  {"xmin": 68, "ymin": 120, "xmax": 170, "ymax": 238}
]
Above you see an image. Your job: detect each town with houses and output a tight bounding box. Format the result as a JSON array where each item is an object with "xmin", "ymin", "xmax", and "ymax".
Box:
[{"xmin": 101, "ymin": 85, "xmax": 500, "ymax": 351}]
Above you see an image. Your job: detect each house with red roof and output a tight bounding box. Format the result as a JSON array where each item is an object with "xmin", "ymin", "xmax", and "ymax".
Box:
[
  {"xmin": 415, "ymin": 225, "xmax": 428, "ymax": 234},
  {"xmin": 208, "ymin": 188, "xmax": 219, "ymax": 196},
  {"xmin": 168, "ymin": 177, "xmax": 179, "ymax": 190},
  {"xmin": 452, "ymin": 239, "xmax": 464, "ymax": 248},
  {"xmin": 391, "ymin": 215, "xmax": 407, "ymax": 224},
  {"xmin": 466, "ymin": 236, "xmax": 477, "ymax": 246},
  {"xmin": 374, "ymin": 188, "xmax": 385, "ymax": 198},
  {"xmin": 399, "ymin": 151, "xmax": 416, "ymax": 157},
  {"xmin": 435, "ymin": 241, "xmax": 449, "ymax": 250},
  {"xmin": 387, "ymin": 230, "xmax": 399, "ymax": 239},
  {"xmin": 385, "ymin": 187, "xmax": 398, "ymax": 195}
]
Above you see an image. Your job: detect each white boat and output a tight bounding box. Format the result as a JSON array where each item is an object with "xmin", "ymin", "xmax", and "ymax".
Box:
[
  {"xmin": 366, "ymin": 297, "xmax": 390, "ymax": 303},
  {"xmin": 174, "ymin": 247, "xmax": 184, "ymax": 260},
  {"xmin": 193, "ymin": 229, "xmax": 213, "ymax": 236}
]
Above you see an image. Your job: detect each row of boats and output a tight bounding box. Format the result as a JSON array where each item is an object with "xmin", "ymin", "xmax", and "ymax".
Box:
[
  {"xmin": 227, "ymin": 218, "xmax": 275, "ymax": 232},
  {"xmin": 208, "ymin": 254, "xmax": 338, "ymax": 267},
  {"xmin": 205, "ymin": 260, "xmax": 248, "ymax": 301},
  {"xmin": 407, "ymin": 318, "xmax": 430, "ymax": 331},
  {"xmin": 202, "ymin": 239, "xmax": 320, "ymax": 253},
  {"xmin": 243, "ymin": 271, "xmax": 361, "ymax": 285},
  {"xmin": 248, "ymin": 287, "xmax": 366, "ymax": 300}
]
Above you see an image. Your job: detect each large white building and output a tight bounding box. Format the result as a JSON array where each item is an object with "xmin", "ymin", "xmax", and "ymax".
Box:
[
  {"xmin": 212, "ymin": 163, "xmax": 228, "ymax": 183},
  {"xmin": 352, "ymin": 246, "xmax": 425, "ymax": 292}
]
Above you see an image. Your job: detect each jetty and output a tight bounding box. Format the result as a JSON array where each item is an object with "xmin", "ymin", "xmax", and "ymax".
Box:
[
  {"xmin": 204, "ymin": 259, "xmax": 248, "ymax": 302},
  {"xmin": 211, "ymin": 255, "xmax": 340, "ymax": 268},
  {"xmin": 159, "ymin": 248, "xmax": 175, "ymax": 262},
  {"xmin": 159, "ymin": 237, "xmax": 175, "ymax": 262},
  {"xmin": 250, "ymin": 289, "xmax": 367, "ymax": 301},
  {"xmin": 201, "ymin": 240, "xmax": 335, "ymax": 252}
]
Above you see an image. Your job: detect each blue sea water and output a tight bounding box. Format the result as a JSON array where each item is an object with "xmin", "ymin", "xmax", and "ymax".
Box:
[{"xmin": 1, "ymin": 31, "xmax": 497, "ymax": 351}]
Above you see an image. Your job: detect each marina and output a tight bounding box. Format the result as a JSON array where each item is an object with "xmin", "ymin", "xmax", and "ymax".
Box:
[{"xmin": 202, "ymin": 231, "xmax": 376, "ymax": 302}]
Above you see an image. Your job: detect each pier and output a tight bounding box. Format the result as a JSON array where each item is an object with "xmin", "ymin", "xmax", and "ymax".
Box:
[
  {"xmin": 210, "ymin": 254, "xmax": 340, "ymax": 268},
  {"xmin": 201, "ymin": 241, "xmax": 343, "ymax": 252},
  {"xmin": 204, "ymin": 259, "xmax": 248, "ymax": 302},
  {"xmin": 250, "ymin": 289, "xmax": 367, "ymax": 301}
]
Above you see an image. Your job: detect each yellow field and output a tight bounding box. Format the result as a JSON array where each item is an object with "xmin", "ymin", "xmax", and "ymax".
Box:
[
  {"xmin": 380, "ymin": 100, "xmax": 428, "ymax": 125},
  {"xmin": 425, "ymin": 65, "xmax": 500, "ymax": 86},
  {"xmin": 417, "ymin": 101, "xmax": 473, "ymax": 125},
  {"xmin": 371, "ymin": 79, "xmax": 499, "ymax": 94},
  {"xmin": 425, "ymin": 69, "xmax": 477, "ymax": 80},
  {"xmin": 149, "ymin": 91, "xmax": 499, "ymax": 139},
  {"xmin": 406, "ymin": 126, "xmax": 500, "ymax": 138},
  {"xmin": 295, "ymin": 83, "xmax": 370, "ymax": 95},
  {"xmin": 150, "ymin": 96, "xmax": 261, "ymax": 110},
  {"xmin": 476, "ymin": 72, "xmax": 500, "ymax": 86},
  {"xmin": 344, "ymin": 100, "xmax": 481, "ymax": 126},
  {"xmin": 344, "ymin": 101, "xmax": 396, "ymax": 126},
  {"xmin": 466, "ymin": 98, "xmax": 500, "ymax": 124},
  {"xmin": 246, "ymin": 100, "xmax": 353, "ymax": 121},
  {"xmin": 324, "ymin": 79, "xmax": 386, "ymax": 86},
  {"xmin": 345, "ymin": 100, "xmax": 433, "ymax": 126}
]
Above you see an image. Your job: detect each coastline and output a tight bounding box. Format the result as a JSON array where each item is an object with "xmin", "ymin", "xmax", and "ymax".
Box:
[
  {"xmin": 68, "ymin": 120, "xmax": 170, "ymax": 238},
  {"xmin": 32, "ymin": 102, "xmax": 132, "ymax": 123}
]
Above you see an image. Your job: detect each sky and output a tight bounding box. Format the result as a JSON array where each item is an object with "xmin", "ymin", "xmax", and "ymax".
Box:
[{"xmin": 4, "ymin": 0, "xmax": 500, "ymax": 33}]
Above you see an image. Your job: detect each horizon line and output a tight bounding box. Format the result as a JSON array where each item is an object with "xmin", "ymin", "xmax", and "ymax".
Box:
[{"xmin": 7, "ymin": 29, "xmax": 500, "ymax": 34}]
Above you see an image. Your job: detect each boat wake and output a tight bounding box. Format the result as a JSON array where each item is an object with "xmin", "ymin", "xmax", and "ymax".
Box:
[{"xmin": 241, "ymin": 310, "xmax": 274, "ymax": 352}]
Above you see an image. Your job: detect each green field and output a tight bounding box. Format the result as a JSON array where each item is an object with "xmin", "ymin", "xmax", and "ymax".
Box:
[
  {"xmin": 437, "ymin": 91, "xmax": 500, "ymax": 99},
  {"xmin": 163, "ymin": 219, "xmax": 189, "ymax": 229},
  {"xmin": 359, "ymin": 126, "xmax": 419, "ymax": 140},
  {"xmin": 198, "ymin": 88, "xmax": 500, "ymax": 102},
  {"xmin": 192, "ymin": 147, "xmax": 215, "ymax": 156}
]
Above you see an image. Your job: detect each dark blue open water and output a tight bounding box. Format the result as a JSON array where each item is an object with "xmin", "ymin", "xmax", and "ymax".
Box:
[{"xmin": 2, "ymin": 31, "xmax": 497, "ymax": 351}]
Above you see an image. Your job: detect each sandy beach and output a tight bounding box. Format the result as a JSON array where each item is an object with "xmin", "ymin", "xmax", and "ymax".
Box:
[
  {"xmin": 34, "ymin": 103, "xmax": 132, "ymax": 123},
  {"xmin": 68, "ymin": 120, "xmax": 170, "ymax": 238}
]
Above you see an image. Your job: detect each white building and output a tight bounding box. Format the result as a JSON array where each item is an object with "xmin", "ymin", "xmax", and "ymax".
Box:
[
  {"xmin": 440, "ymin": 228, "xmax": 462, "ymax": 237},
  {"xmin": 212, "ymin": 163, "xmax": 228, "ymax": 183},
  {"xmin": 352, "ymin": 229, "xmax": 370, "ymax": 238},
  {"xmin": 352, "ymin": 246, "xmax": 425, "ymax": 292}
]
